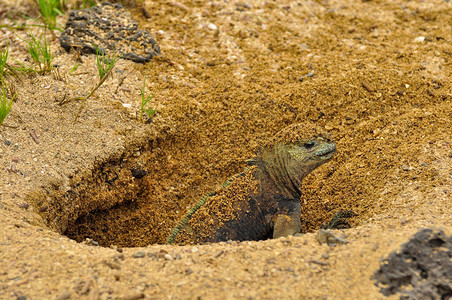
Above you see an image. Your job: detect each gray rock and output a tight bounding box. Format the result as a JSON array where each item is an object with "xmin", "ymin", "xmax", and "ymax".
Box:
[
  {"xmin": 373, "ymin": 228, "xmax": 452, "ymax": 299},
  {"xmin": 59, "ymin": 2, "xmax": 161, "ymax": 63}
]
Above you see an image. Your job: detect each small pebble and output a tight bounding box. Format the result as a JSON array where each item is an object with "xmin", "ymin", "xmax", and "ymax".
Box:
[
  {"xmin": 132, "ymin": 251, "xmax": 146, "ymax": 258},
  {"xmin": 4, "ymin": 140, "xmax": 11, "ymax": 146},
  {"xmin": 310, "ymin": 260, "xmax": 329, "ymax": 266},
  {"xmin": 85, "ymin": 238, "xmax": 99, "ymax": 246},
  {"xmin": 207, "ymin": 23, "xmax": 217, "ymax": 30},
  {"xmin": 317, "ymin": 229, "xmax": 348, "ymax": 246},
  {"xmin": 122, "ymin": 292, "xmax": 145, "ymax": 300},
  {"xmin": 236, "ymin": 2, "xmax": 252, "ymax": 9},
  {"xmin": 79, "ymin": 279, "xmax": 92, "ymax": 295},
  {"xmin": 18, "ymin": 202, "xmax": 29, "ymax": 209},
  {"xmin": 401, "ymin": 165, "xmax": 410, "ymax": 171},
  {"xmin": 413, "ymin": 36, "xmax": 425, "ymax": 43},
  {"xmin": 115, "ymin": 253, "xmax": 125, "ymax": 260},
  {"xmin": 213, "ymin": 250, "xmax": 224, "ymax": 258},
  {"xmin": 157, "ymin": 249, "xmax": 169, "ymax": 258},
  {"xmin": 104, "ymin": 260, "xmax": 121, "ymax": 270},
  {"xmin": 56, "ymin": 291, "xmax": 71, "ymax": 300},
  {"xmin": 113, "ymin": 271, "xmax": 121, "ymax": 281},
  {"xmin": 400, "ymin": 218, "xmax": 408, "ymax": 225},
  {"xmin": 362, "ymin": 82, "xmax": 375, "ymax": 92},
  {"xmin": 372, "ymin": 242, "xmax": 379, "ymax": 251}
]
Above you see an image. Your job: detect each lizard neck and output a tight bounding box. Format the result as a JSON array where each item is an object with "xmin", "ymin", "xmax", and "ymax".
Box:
[{"xmin": 254, "ymin": 145, "xmax": 305, "ymax": 200}]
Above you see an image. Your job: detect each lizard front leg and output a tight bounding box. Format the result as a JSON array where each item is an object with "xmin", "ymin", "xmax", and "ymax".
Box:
[{"xmin": 273, "ymin": 202, "xmax": 301, "ymax": 238}]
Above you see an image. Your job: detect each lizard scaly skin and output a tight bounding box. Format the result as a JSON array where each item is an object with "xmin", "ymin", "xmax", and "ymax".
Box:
[{"xmin": 167, "ymin": 123, "xmax": 336, "ymax": 245}]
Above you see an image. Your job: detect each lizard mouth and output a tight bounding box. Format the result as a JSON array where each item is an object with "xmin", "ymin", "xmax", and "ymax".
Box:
[{"xmin": 314, "ymin": 143, "xmax": 337, "ymax": 160}]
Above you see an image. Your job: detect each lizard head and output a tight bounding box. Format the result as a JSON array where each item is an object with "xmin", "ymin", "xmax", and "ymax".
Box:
[
  {"xmin": 285, "ymin": 135, "xmax": 336, "ymax": 164},
  {"xmin": 273, "ymin": 123, "xmax": 336, "ymax": 175},
  {"xmin": 257, "ymin": 123, "xmax": 336, "ymax": 197}
]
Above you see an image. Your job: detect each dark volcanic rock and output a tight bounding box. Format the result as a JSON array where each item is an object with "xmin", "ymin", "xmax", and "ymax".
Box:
[
  {"xmin": 373, "ymin": 228, "xmax": 452, "ymax": 300},
  {"xmin": 59, "ymin": 2, "xmax": 161, "ymax": 63}
]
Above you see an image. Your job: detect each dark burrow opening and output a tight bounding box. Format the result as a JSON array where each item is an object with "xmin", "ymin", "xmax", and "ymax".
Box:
[{"xmin": 28, "ymin": 134, "xmax": 362, "ymax": 248}]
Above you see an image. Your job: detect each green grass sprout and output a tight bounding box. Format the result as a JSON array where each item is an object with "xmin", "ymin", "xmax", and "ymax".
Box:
[
  {"xmin": 15, "ymin": 33, "xmax": 54, "ymax": 74},
  {"xmin": 69, "ymin": 63, "xmax": 80, "ymax": 74},
  {"xmin": 0, "ymin": 84, "xmax": 14, "ymax": 126},
  {"xmin": 37, "ymin": 0, "xmax": 64, "ymax": 32},
  {"xmin": 95, "ymin": 47, "xmax": 120, "ymax": 80},
  {"xmin": 139, "ymin": 75, "xmax": 157, "ymax": 121},
  {"xmin": 0, "ymin": 46, "xmax": 8, "ymax": 80},
  {"xmin": 0, "ymin": 45, "xmax": 21, "ymax": 86},
  {"xmin": 64, "ymin": 48, "xmax": 121, "ymax": 121},
  {"xmin": 74, "ymin": 0, "xmax": 97, "ymax": 9},
  {"xmin": 27, "ymin": 33, "xmax": 54, "ymax": 73},
  {"xmin": 0, "ymin": 45, "xmax": 20, "ymax": 96}
]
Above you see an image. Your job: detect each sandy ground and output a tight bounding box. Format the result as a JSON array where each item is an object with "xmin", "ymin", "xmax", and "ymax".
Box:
[{"xmin": 0, "ymin": 0, "xmax": 451, "ymax": 298}]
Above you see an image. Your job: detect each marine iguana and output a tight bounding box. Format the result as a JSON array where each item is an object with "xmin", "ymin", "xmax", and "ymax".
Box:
[{"xmin": 166, "ymin": 123, "xmax": 337, "ymax": 245}]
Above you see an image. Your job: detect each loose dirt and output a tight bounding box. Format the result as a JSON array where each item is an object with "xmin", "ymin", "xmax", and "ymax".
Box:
[{"xmin": 0, "ymin": 0, "xmax": 451, "ymax": 299}]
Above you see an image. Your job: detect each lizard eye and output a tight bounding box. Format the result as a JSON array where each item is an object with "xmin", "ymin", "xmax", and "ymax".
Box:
[{"xmin": 303, "ymin": 141, "xmax": 316, "ymax": 149}]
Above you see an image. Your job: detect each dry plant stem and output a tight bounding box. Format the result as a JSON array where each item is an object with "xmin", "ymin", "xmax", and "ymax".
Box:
[
  {"xmin": 114, "ymin": 70, "xmax": 133, "ymax": 94},
  {"xmin": 59, "ymin": 62, "xmax": 115, "ymax": 106},
  {"xmin": 1, "ymin": 123, "xmax": 19, "ymax": 128},
  {"xmin": 30, "ymin": 129, "xmax": 40, "ymax": 144},
  {"xmin": 5, "ymin": 63, "xmax": 21, "ymax": 82},
  {"xmin": 73, "ymin": 67, "xmax": 115, "ymax": 121},
  {"xmin": 46, "ymin": 25, "xmax": 57, "ymax": 41},
  {"xmin": 39, "ymin": 16, "xmax": 57, "ymax": 40}
]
